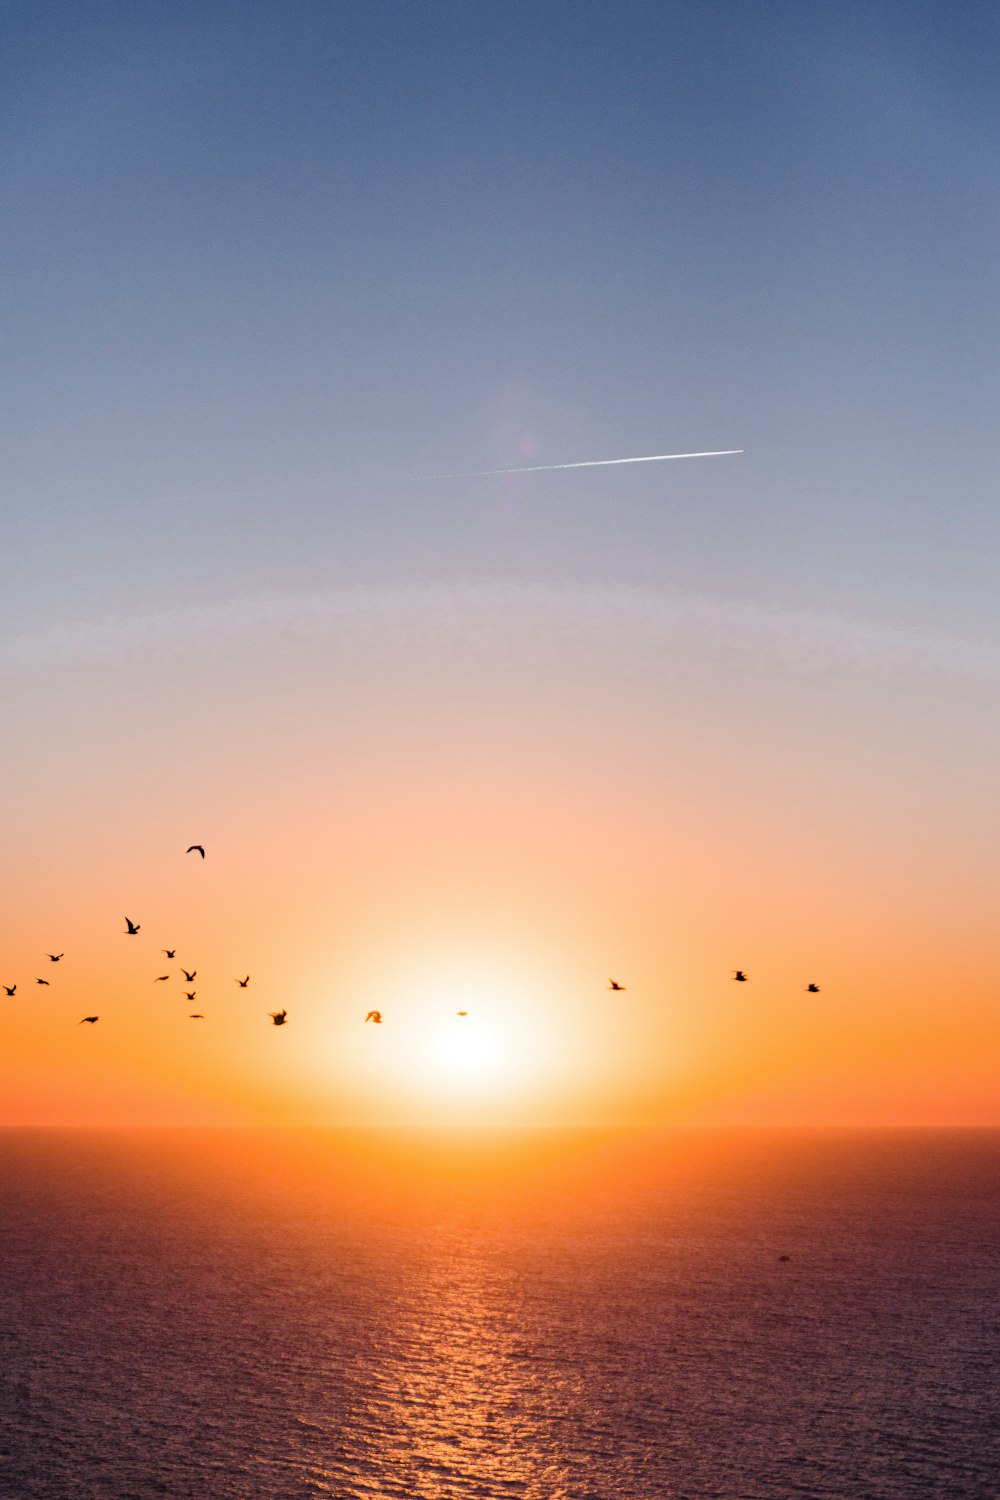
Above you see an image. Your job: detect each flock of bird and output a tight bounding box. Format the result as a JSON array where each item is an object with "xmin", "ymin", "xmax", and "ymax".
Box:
[
  {"xmin": 1, "ymin": 847, "xmax": 287, "ymax": 1028},
  {"xmin": 3, "ymin": 845, "xmax": 823, "ymax": 1027}
]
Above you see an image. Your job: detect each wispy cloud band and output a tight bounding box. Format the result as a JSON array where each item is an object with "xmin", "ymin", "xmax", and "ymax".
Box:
[{"xmin": 2, "ymin": 581, "xmax": 997, "ymax": 685}]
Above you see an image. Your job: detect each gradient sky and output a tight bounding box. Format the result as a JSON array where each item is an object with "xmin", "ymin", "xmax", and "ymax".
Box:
[{"xmin": 2, "ymin": 1, "xmax": 998, "ymax": 1124}]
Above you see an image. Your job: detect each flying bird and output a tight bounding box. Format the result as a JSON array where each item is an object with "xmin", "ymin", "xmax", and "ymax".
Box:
[
  {"xmin": 236, "ymin": 976, "xmax": 250, "ymax": 988},
  {"xmin": 153, "ymin": 975, "xmax": 169, "ymax": 983},
  {"xmin": 732, "ymin": 970, "xmax": 748, "ymax": 982},
  {"xmin": 184, "ymin": 992, "xmax": 196, "ymax": 1002},
  {"xmin": 35, "ymin": 978, "xmax": 50, "ymax": 986},
  {"xmin": 805, "ymin": 983, "xmax": 821, "ymax": 994},
  {"xmin": 47, "ymin": 953, "xmax": 64, "ymax": 962},
  {"xmin": 456, "ymin": 1010, "xmax": 468, "ymax": 1017},
  {"xmin": 162, "ymin": 949, "xmax": 176, "ymax": 959},
  {"xmin": 181, "ymin": 969, "xmax": 196, "ymax": 983},
  {"xmin": 186, "ymin": 845, "xmax": 205, "ymax": 858},
  {"xmin": 78, "ymin": 1016, "xmax": 99, "ymax": 1025},
  {"xmin": 125, "ymin": 917, "xmax": 140, "ymax": 935},
  {"xmin": 437, "ymin": 449, "xmax": 743, "ymax": 479},
  {"xmin": 608, "ymin": 979, "xmax": 626, "ymax": 991},
  {"xmin": 188, "ymin": 1013, "xmax": 204, "ymax": 1020},
  {"xmin": 269, "ymin": 1010, "xmax": 288, "ymax": 1026},
  {"xmin": 3, "ymin": 986, "xmax": 15, "ymax": 997},
  {"xmin": 365, "ymin": 1010, "xmax": 382, "ymax": 1024}
]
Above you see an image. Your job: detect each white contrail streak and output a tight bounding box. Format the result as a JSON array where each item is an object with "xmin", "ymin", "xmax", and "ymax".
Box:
[{"xmin": 436, "ymin": 449, "xmax": 743, "ymax": 479}]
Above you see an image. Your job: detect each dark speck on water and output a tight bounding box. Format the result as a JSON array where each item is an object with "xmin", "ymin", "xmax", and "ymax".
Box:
[{"xmin": 0, "ymin": 1127, "xmax": 997, "ymax": 1498}]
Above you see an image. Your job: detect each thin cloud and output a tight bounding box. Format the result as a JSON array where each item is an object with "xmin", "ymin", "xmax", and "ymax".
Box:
[{"xmin": 1, "ymin": 582, "xmax": 998, "ymax": 684}]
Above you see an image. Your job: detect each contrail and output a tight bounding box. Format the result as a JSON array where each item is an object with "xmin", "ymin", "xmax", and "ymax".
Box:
[{"xmin": 436, "ymin": 449, "xmax": 743, "ymax": 479}]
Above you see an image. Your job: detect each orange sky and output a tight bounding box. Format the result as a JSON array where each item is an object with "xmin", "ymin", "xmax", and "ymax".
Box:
[{"xmin": 2, "ymin": 583, "xmax": 998, "ymax": 1127}]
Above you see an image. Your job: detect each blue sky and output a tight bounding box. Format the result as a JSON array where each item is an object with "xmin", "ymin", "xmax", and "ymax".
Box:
[{"xmin": 4, "ymin": 0, "xmax": 997, "ymax": 637}]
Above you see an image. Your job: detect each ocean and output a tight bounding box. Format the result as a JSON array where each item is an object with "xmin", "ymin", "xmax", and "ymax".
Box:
[{"xmin": 0, "ymin": 1128, "xmax": 996, "ymax": 1499}]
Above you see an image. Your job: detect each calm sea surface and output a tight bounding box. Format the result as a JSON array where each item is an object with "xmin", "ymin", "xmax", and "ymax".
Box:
[{"xmin": 0, "ymin": 1128, "xmax": 997, "ymax": 1499}]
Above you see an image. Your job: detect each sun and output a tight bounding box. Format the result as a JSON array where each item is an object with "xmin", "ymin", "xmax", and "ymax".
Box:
[
  {"xmin": 329, "ymin": 953, "xmax": 562, "ymax": 1118},
  {"xmin": 427, "ymin": 1012, "xmax": 506, "ymax": 1084}
]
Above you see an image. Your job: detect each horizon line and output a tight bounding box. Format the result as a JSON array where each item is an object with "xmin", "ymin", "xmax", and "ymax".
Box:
[{"xmin": 1, "ymin": 1121, "xmax": 997, "ymax": 1132}]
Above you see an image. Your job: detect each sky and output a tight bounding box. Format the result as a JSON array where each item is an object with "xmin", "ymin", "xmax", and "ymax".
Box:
[{"xmin": 2, "ymin": 0, "xmax": 998, "ymax": 1125}]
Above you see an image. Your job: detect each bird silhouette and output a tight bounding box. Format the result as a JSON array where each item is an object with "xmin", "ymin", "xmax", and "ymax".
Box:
[
  {"xmin": 162, "ymin": 949, "xmax": 176, "ymax": 959},
  {"xmin": 269, "ymin": 1010, "xmax": 288, "ymax": 1026},
  {"xmin": 47, "ymin": 953, "xmax": 64, "ymax": 962},
  {"xmin": 456, "ymin": 1010, "xmax": 468, "ymax": 1017},
  {"xmin": 733, "ymin": 970, "xmax": 748, "ymax": 982},
  {"xmin": 184, "ymin": 991, "xmax": 196, "ymax": 1002},
  {"xmin": 3, "ymin": 986, "xmax": 15, "ymax": 997},
  {"xmin": 777, "ymin": 1254, "xmax": 792, "ymax": 1262},
  {"xmin": 805, "ymin": 983, "xmax": 820, "ymax": 994},
  {"xmin": 35, "ymin": 978, "xmax": 50, "ymax": 986},
  {"xmin": 78, "ymin": 1016, "xmax": 99, "ymax": 1025},
  {"xmin": 236, "ymin": 976, "xmax": 250, "ymax": 987},
  {"xmin": 365, "ymin": 1010, "xmax": 382, "ymax": 1024},
  {"xmin": 188, "ymin": 1013, "xmax": 204, "ymax": 1019},
  {"xmin": 125, "ymin": 917, "xmax": 140, "ymax": 935},
  {"xmin": 186, "ymin": 845, "xmax": 205, "ymax": 859},
  {"xmin": 608, "ymin": 979, "xmax": 625, "ymax": 991},
  {"xmin": 181, "ymin": 969, "xmax": 196, "ymax": 983}
]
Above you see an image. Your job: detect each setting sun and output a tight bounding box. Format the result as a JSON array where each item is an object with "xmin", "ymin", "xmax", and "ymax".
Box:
[{"xmin": 428, "ymin": 1012, "xmax": 505, "ymax": 1083}]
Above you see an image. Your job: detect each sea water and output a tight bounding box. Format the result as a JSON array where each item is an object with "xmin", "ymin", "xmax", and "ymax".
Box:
[{"xmin": 0, "ymin": 1128, "xmax": 996, "ymax": 1498}]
